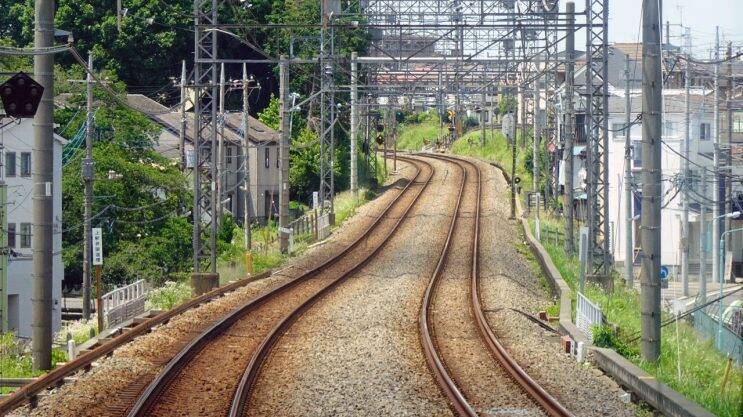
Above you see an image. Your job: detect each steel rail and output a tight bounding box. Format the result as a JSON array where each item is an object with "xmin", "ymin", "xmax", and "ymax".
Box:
[
  {"xmin": 438, "ymin": 153, "xmax": 574, "ymax": 417},
  {"xmin": 228, "ymin": 156, "xmax": 435, "ymax": 417},
  {"xmin": 127, "ymin": 156, "xmax": 430, "ymax": 417},
  {"xmin": 417, "ymin": 154, "xmax": 477, "ymax": 417},
  {"xmin": 0, "ymin": 270, "xmax": 272, "ymax": 415}
]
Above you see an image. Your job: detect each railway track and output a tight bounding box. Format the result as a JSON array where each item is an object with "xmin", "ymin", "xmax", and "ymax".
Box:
[
  {"xmin": 419, "ymin": 154, "xmax": 573, "ymax": 417},
  {"xmin": 125, "ymin": 156, "xmax": 434, "ymax": 417}
]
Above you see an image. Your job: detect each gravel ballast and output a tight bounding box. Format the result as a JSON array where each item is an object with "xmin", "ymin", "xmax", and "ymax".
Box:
[{"xmin": 245, "ymin": 157, "xmax": 458, "ymax": 417}]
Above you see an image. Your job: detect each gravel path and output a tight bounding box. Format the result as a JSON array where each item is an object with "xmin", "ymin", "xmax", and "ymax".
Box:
[
  {"xmin": 470, "ymin": 157, "xmax": 637, "ymax": 417},
  {"xmin": 245, "ymin": 156, "xmax": 458, "ymax": 417},
  {"xmin": 15, "ymin": 162, "xmax": 417, "ymax": 417},
  {"xmin": 429, "ymin": 157, "xmax": 544, "ymax": 417}
]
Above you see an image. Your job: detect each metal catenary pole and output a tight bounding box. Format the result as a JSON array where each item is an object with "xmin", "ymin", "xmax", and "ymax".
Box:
[
  {"xmin": 82, "ymin": 54, "xmax": 94, "ymax": 321},
  {"xmin": 32, "ymin": 0, "xmax": 55, "ymax": 370},
  {"xmin": 563, "ymin": 1, "xmax": 575, "ymax": 254},
  {"xmin": 350, "ymin": 52, "xmax": 358, "ymax": 198},
  {"xmin": 640, "ymin": 0, "xmax": 663, "ymax": 363},
  {"xmin": 279, "ymin": 56, "xmax": 290, "ymax": 254},
  {"xmin": 624, "ymin": 54, "xmax": 634, "ymax": 287},
  {"xmin": 242, "ymin": 63, "xmax": 252, "ymax": 250},
  {"xmin": 217, "ymin": 62, "xmax": 226, "ymax": 226},
  {"xmin": 533, "ymin": 55, "xmax": 542, "ymax": 192},
  {"xmin": 179, "ymin": 61, "xmax": 188, "ymax": 170}
]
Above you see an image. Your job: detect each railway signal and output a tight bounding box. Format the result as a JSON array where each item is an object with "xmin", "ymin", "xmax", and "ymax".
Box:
[{"xmin": 0, "ymin": 72, "xmax": 44, "ymax": 118}]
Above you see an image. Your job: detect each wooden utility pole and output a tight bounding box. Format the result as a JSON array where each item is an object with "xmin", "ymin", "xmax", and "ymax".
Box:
[
  {"xmin": 242, "ymin": 64, "xmax": 252, "ymax": 250},
  {"xmin": 82, "ymin": 54, "xmax": 94, "ymax": 321}
]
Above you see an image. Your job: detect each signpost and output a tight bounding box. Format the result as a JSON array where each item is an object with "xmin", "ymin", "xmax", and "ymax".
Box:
[{"xmin": 92, "ymin": 227, "xmax": 104, "ymax": 331}]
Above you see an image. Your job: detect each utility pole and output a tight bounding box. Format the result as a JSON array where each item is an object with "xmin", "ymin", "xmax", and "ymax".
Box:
[
  {"xmin": 711, "ymin": 26, "xmax": 720, "ymax": 292},
  {"xmin": 82, "ymin": 54, "xmax": 94, "ymax": 321},
  {"xmin": 624, "ymin": 55, "xmax": 634, "ymax": 287},
  {"xmin": 681, "ymin": 46, "xmax": 691, "ymax": 296},
  {"xmin": 699, "ymin": 168, "xmax": 707, "ymax": 302},
  {"xmin": 116, "ymin": 0, "xmax": 122, "ymax": 32},
  {"xmin": 217, "ymin": 63, "xmax": 226, "ymax": 226},
  {"xmin": 279, "ymin": 56, "xmax": 290, "ymax": 253},
  {"xmin": 242, "ymin": 63, "xmax": 252, "ymax": 250},
  {"xmin": 564, "ymin": 1, "xmax": 575, "ymax": 254},
  {"xmin": 350, "ymin": 52, "xmax": 358, "ymax": 197},
  {"xmin": 725, "ymin": 42, "xmax": 733, "ymax": 283},
  {"xmin": 179, "ymin": 61, "xmax": 187, "ymax": 170},
  {"xmin": 32, "ymin": 0, "xmax": 55, "ymax": 371},
  {"xmin": 640, "ymin": 0, "xmax": 663, "ymax": 363}
]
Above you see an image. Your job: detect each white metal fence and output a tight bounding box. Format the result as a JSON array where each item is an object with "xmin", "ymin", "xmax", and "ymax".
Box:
[
  {"xmin": 102, "ymin": 279, "xmax": 148, "ymax": 328},
  {"xmin": 576, "ymin": 291, "xmax": 603, "ymax": 342}
]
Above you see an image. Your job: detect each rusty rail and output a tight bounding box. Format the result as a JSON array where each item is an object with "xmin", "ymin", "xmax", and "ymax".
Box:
[
  {"xmin": 128, "ymin": 156, "xmax": 431, "ymax": 417},
  {"xmin": 439, "ymin": 153, "xmax": 574, "ymax": 417},
  {"xmin": 0, "ymin": 270, "xmax": 272, "ymax": 415},
  {"xmin": 228, "ymin": 156, "xmax": 435, "ymax": 417}
]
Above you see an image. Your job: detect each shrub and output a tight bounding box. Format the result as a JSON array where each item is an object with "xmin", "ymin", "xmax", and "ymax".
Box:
[{"xmin": 147, "ymin": 281, "xmax": 192, "ymax": 311}]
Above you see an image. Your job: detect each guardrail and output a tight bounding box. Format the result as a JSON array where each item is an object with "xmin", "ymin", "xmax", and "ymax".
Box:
[
  {"xmin": 576, "ymin": 291, "xmax": 603, "ymax": 342},
  {"xmin": 103, "ymin": 280, "xmax": 148, "ymax": 328}
]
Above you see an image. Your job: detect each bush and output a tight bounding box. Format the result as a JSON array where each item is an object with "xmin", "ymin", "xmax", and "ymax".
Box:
[{"xmin": 147, "ymin": 281, "xmax": 192, "ymax": 311}]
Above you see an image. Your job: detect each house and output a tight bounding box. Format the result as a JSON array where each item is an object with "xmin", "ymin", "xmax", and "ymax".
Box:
[
  {"xmin": 0, "ymin": 118, "xmax": 65, "ymax": 338},
  {"xmin": 126, "ymin": 95, "xmax": 281, "ymax": 223},
  {"xmin": 555, "ymin": 42, "xmax": 743, "ymax": 277}
]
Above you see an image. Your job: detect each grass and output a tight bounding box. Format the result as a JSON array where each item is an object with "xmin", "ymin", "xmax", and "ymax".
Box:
[
  {"xmin": 394, "ymin": 116, "xmax": 743, "ymax": 416},
  {"xmin": 532, "ymin": 215, "xmax": 742, "ymax": 417},
  {"xmin": 396, "ymin": 119, "xmax": 441, "ymax": 150},
  {"xmin": 451, "ymin": 129, "xmax": 535, "ymax": 190},
  {"xmin": 0, "ymin": 333, "xmax": 68, "ymax": 394}
]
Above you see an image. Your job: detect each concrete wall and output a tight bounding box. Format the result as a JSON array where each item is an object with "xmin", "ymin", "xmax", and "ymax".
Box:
[{"xmin": 2, "ymin": 119, "xmax": 64, "ymax": 339}]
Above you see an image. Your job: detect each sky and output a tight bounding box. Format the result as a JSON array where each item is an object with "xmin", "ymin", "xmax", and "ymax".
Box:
[{"xmin": 608, "ymin": 0, "xmax": 741, "ymax": 57}]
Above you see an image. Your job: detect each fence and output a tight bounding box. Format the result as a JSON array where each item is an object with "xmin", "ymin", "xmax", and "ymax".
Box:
[
  {"xmin": 693, "ymin": 304, "xmax": 742, "ymax": 364},
  {"xmin": 102, "ymin": 280, "xmax": 148, "ymax": 328},
  {"xmin": 288, "ymin": 208, "xmax": 332, "ymax": 243},
  {"xmin": 576, "ymin": 291, "xmax": 604, "ymax": 342}
]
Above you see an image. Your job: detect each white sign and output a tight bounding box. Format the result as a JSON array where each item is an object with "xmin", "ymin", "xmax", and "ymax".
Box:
[
  {"xmin": 92, "ymin": 228, "xmax": 103, "ymax": 265},
  {"xmin": 312, "ymin": 191, "xmax": 319, "ymax": 210},
  {"xmin": 501, "ymin": 113, "xmax": 515, "ymax": 140}
]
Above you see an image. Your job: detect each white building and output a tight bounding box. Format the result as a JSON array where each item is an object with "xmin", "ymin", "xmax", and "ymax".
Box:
[
  {"xmin": 0, "ymin": 118, "xmax": 65, "ymax": 338},
  {"xmin": 606, "ymin": 90, "xmax": 718, "ymax": 269}
]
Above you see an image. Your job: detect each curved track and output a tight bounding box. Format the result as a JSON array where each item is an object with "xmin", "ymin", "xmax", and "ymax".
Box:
[
  {"xmin": 127, "ymin": 156, "xmax": 433, "ymax": 417},
  {"xmin": 419, "ymin": 154, "xmax": 573, "ymax": 417},
  {"xmin": 227, "ymin": 156, "xmax": 434, "ymax": 417}
]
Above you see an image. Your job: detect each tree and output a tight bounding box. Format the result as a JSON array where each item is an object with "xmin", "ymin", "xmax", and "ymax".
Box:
[{"xmin": 59, "ymin": 89, "xmax": 192, "ymax": 288}]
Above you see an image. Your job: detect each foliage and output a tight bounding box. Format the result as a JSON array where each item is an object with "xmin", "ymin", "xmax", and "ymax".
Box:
[
  {"xmin": 147, "ymin": 281, "xmax": 192, "ymax": 311},
  {"xmin": 396, "ymin": 119, "xmax": 441, "ymax": 150},
  {"xmin": 498, "ymin": 96, "xmax": 517, "ymax": 115},
  {"xmin": 60, "ymin": 90, "xmax": 192, "ymax": 288},
  {"xmin": 592, "ymin": 325, "xmax": 638, "ymax": 358},
  {"xmin": 257, "ymin": 95, "xmax": 280, "ymax": 130},
  {"xmin": 56, "ymin": 320, "xmax": 98, "ymax": 346},
  {"xmin": 1, "ymin": 333, "xmax": 67, "ymax": 393}
]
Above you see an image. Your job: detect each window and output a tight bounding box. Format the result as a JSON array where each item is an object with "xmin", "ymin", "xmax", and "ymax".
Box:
[
  {"xmin": 20, "ymin": 223, "xmax": 31, "ymax": 248},
  {"xmin": 7, "ymin": 223, "xmax": 15, "ymax": 248},
  {"xmin": 663, "ymin": 121, "xmax": 678, "ymax": 137},
  {"xmin": 734, "ymin": 112, "xmax": 743, "ymax": 133},
  {"xmin": 20, "ymin": 152, "xmax": 31, "ymax": 177},
  {"xmin": 226, "ymin": 147, "xmax": 232, "ymax": 166},
  {"xmin": 632, "ymin": 140, "xmax": 642, "ymax": 169},
  {"xmin": 612, "ymin": 123, "xmax": 627, "ymax": 138},
  {"xmin": 276, "ymin": 147, "xmax": 280, "ymax": 168},
  {"xmin": 264, "ymin": 147, "xmax": 270, "ymax": 168},
  {"xmin": 700, "ymin": 123, "xmax": 711, "ymax": 140},
  {"xmin": 5, "ymin": 152, "xmax": 16, "ymax": 177}
]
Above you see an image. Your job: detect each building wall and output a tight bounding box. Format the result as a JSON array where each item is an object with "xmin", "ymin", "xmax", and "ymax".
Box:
[
  {"xmin": 607, "ymin": 104, "xmax": 716, "ymax": 268},
  {"xmin": 2, "ymin": 120, "xmax": 64, "ymax": 339}
]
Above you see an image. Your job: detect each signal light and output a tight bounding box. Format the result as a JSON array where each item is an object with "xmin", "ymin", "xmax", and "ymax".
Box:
[{"xmin": 0, "ymin": 72, "xmax": 44, "ymax": 118}]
